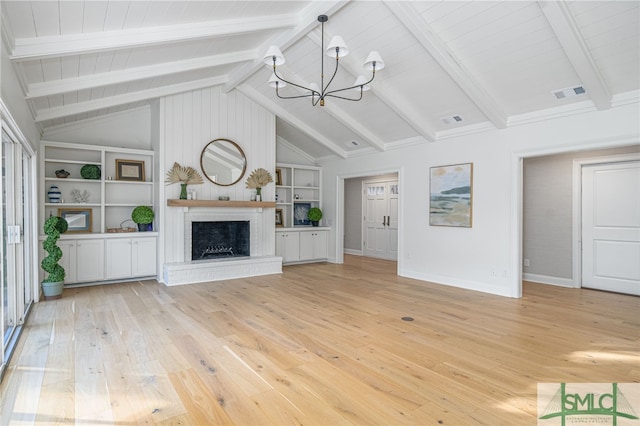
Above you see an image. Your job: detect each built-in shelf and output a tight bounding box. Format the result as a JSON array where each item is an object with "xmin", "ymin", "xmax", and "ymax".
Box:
[{"xmin": 167, "ymin": 199, "xmax": 276, "ymax": 208}]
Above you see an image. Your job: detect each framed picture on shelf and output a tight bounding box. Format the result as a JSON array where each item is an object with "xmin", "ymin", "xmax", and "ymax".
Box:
[
  {"xmin": 294, "ymin": 202, "xmax": 311, "ymax": 226},
  {"xmin": 275, "ymin": 209, "xmax": 284, "ymax": 227},
  {"xmin": 429, "ymin": 163, "xmax": 473, "ymax": 228},
  {"xmin": 58, "ymin": 208, "xmax": 92, "ymax": 233},
  {"xmin": 275, "ymin": 168, "xmax": 283, "ymax": 186},
  {"xmin": 116, "ymin": 159, "xmax": 145, "ymax": 181}
]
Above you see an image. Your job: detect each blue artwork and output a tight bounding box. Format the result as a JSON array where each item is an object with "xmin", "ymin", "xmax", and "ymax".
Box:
[{"xmin": 430, "ymin": 163, "xmax": 473, "ymax": 227}]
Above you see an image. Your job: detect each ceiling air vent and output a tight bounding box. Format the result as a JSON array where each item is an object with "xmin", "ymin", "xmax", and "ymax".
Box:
[
  {"xmin": 552, "ymin": 86, "xmax": 586, "ymax": 100},
  {"xmin": 441, "ymin": 115, "xmax": 463, "ymax": 125}
]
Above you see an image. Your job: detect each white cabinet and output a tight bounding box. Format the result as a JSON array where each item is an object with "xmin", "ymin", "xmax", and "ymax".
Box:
[
  {"xmin": 276, "ymin": 228, "xmax": 328, "ymax": 264},
  {"xmin": 132, "ymin": 237, "xmax": 157, "ymax": 277},
  {"xmin": 105, "ymin": 237, "xmax": 157, "ymax": 279},
  {"xmin": 76, "ymin": 239, "xmax": 105, "ymax": 282},
  {"xmin": 275, "ymin": 231, "xmax": 300, "ymax": 263},
  {"xmin": 299, "ymin": 230, "xmax": 328, "ymax": 261},
  {"xmin": 57, "ymin": 239, "xmax": 77, "ymax": 283},
  {"xmin": 105, "ymin": 239, "xmax": 133, "ymax": 279}
]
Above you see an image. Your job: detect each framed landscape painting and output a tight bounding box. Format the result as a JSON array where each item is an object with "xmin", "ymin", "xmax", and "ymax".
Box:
[{"xmin": 429, "ymin": 163, "xmax": 473, "ymax": 227}]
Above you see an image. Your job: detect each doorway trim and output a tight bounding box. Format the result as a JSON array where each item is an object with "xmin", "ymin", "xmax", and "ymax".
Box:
[
  {"xmin": 335, "ymin": 167, "xmax": 403, "ymax": 272},
  {"xmin": 510, "ymin": 133, "xmax": 639, "ymax": 298},
  {"xmin": 571, "ymin": 152, "xmax": 640, "ymax": 288}
]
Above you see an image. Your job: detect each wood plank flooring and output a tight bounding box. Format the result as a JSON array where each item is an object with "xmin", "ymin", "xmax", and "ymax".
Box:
[{"xmin": 1, "ymin": 255, "xmax": 638, "ymax": 424}]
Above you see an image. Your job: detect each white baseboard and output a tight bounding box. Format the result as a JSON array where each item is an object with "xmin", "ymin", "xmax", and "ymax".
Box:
[
  {"xmin": 344, "ymin": 249, "xmax": 362, "ymax": 256},
  {"xmin": 523, "ymin": 273, "xmax": 575, "ymax": 288}
]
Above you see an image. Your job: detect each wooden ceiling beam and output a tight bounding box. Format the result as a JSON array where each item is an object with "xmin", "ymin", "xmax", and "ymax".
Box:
[
  {"xmin": 11, "ymin": 14, "xmax": 297, "ymax": 61},
  {"xmin": 539, "ymin": 1, "xmax": 611, "ymax": 110},
  {"xmin": 385, "ymin": 1, "xmax": 507, "ymax": 129},
  {"xmin": 35, "ymin": 76, "xmax": 228, "ymax": 122},
  {"xmin": 27, "ymin": 50, "xmax": 255, "ymax": 99}
]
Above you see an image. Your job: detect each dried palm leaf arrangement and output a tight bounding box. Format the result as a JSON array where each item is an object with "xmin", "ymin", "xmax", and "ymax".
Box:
[
  {"xmin": 245, "ymin": 168, "xmax": 273, "ymax": 190},
  {"xmin": 165, "ymin": 162, "xmax": 203, "ymax": 185},
  {"xmin": 245, "ymin": 168, "xmax": 273, "ymax": 200}
]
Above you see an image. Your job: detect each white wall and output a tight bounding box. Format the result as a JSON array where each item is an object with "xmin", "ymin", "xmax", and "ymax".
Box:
[
  {"xmin": 159, "ymin": 87, "xmax": 276, "ymax": 267},
  {"xmin": 1, "ymin": 41, "xmax": 39, "ymax": 149},
  {"xmin": 42, "ymin": 107, "xmax": 151, "ymax": 150},
  {"xmin": 321, "ymin": 101, "xmax": 640, "ymax": 297}
]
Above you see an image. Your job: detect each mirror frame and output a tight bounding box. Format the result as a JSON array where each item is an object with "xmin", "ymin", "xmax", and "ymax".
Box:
[{"xmin": 200, "ymin": 138, "xmax": 247, "ymax": 186}]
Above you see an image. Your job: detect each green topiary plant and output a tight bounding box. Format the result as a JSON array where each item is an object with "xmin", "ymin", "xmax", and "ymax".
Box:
[
  {"xmin": 42, "ymin": 216, "xmax": 68, "ymax": 283},
  {"xmin": 131, "ymin": 206, "xmax": 154, "ymax": 224},
  {"xmin": 308, "ymin": 207, "xmax": 323, "ymax": 226}
]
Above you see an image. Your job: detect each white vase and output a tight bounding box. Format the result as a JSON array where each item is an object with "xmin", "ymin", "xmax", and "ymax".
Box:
[{"xmin": 47, "ymin": 185, "xmax": 61, "ymax": 203}]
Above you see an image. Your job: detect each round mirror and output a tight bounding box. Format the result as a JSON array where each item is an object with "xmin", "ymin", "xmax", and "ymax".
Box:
[{"xmin": 200, "ymin": 138, "xmax": 247, "ymax": 186}]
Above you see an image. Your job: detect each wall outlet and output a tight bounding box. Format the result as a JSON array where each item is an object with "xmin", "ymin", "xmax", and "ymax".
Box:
[{"xmin": 524, "ymin": 259, "xmax": 530, "ymax": 267}]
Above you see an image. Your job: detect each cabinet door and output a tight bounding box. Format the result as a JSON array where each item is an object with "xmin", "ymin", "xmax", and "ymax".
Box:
[
  {"xmin": 105, "ymin": 239, "xmax": 132, "ymax": 280},
  {"xmin": 300, "ymin": 231, "xmax": 327, "ymax": 261},
  {"xmin": 132, "ymin": 237, "xmax": 156, "ymax": 277},
  {"xmin": 299, "ymin": 231, "xmax": 315, "ymax": 261},
  {"xmin": 277, "ymin": 232, "xmax": 300, "ymax": 263},
  {"xmin": 76, "ymin": 239, "xmax": 105, "ymax": 282},
  {"xmin": 313, "ymin": 230, "xmax": 328, "ymax": 260},
  {"xmin": 58, "ymin": 240, "xmax": 77, "ymax": 283}
]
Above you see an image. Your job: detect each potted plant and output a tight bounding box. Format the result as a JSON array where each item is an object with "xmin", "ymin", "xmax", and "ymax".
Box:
[
  {"xmin": 308, "ymin": 207, "xmax": 323, "ymax": 227},
  {"xmin": 41, "ymin": 215, "xmax": 68, "ymax": 300},
  {"xmin": 131, "ymin": 206, "xmax": 154, "ymax": 231}
]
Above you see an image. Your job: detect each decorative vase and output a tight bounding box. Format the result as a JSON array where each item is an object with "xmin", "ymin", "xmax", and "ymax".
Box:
[
  {"xmin": 42, "ymin": 281, "xmax": 64, "ymax": 300},
  {"xmin": 180, "ymin": 183, "xmax": 188, "ymax": 200},
  {"xmin": 256, "ymin": 187, "xmax": 262, "ymax": 201},
  {"xmin": 47, "ymin": 185, "xmax": 61, "ymax": 203}
]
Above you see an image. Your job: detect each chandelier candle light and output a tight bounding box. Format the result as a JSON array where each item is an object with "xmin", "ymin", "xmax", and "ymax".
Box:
[{"xmin": 263, "ymin": 15, "xmax": 385, "ymax": 106}]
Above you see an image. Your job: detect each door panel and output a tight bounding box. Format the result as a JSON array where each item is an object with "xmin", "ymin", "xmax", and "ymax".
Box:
[
  {"xmin": 363, "ymin": 181, "xmax": 398, "ymax": 260},
  {"xmin": 582, "ymin": 161, "xmax": 640, "ymax": 295}
]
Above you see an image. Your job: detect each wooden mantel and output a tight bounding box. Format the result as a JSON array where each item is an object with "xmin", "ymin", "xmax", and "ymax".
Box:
[{"xmin": 167, "ymin": 199, "xmax": 276, "ymax": 208}]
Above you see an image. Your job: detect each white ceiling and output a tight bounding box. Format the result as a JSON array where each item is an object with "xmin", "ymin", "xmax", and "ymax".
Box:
[{"xmin": 2, "ymin": 1, "xmax": 639, "ymax": 160}]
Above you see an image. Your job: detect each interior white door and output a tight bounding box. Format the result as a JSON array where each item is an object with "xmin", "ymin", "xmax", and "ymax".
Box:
[
  {"xmin": 363, "ymin": 180, "xmax": 398, "ymax": 260},
  {"xmin": 582, "ymin": 161, "xmax": 640, "ymax": 295}
]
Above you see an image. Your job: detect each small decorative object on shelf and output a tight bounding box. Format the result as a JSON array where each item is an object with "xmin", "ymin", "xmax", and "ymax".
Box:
[
  {"xmin": 218, "ymin": 195, "xmax": 230, "ymax": 201},
  {"xmin": 47, "ymin": 185, "xmax": 61, "ymax": 203},
  {"xmin": 308, "ymin": 207, "xmax": 323, "ymax": 226},
  {"xmin": 131, "ymin": 206, "xmax": 154, "ymax": 232},
  {"xmin": 80, "ymin": 164, "xmax": 101, "ymax": 180},
  {"xmin": 70, "ymin": 189, "xmax": 90, "ymax": 203},
  {"xmin": 165, "ymin": 162, "xmax": 204, "ymax": 199},
  {"xmin": 245, "ymin": 168, "xmax": 273, "ymax": 201},
  {"xmin": 55, "ymin": 169, "xmax": 70, "ymax": 178}
]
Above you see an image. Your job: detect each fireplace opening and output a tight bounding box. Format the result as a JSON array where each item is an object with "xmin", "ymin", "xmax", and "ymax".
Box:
[{"xmin": 192, "ymin": 221, "xmax": 250, "ymax": 260}]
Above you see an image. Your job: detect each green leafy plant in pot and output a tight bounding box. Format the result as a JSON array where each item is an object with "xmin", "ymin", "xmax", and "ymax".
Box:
[
  {"xmin": 308, "ymin": 207, "xmax": 323, "ymax": 227},
  {"xmin": 41, "ymin": 216, "xmax": 68, "ymax": 300},
  {"xmin": 131, "ymin": 206, "xmax": 154, "ymax": 232}
]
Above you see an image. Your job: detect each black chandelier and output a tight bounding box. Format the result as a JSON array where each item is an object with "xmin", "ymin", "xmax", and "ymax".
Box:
[{"xmin": 263, "ymin": 15, "xmax": 385, "ymax": 106}]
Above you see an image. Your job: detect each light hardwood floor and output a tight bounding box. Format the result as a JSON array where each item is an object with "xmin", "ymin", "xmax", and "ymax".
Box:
[{"xmin": 1, "ymin": 255, "xmax": 638, "ymax": 425}]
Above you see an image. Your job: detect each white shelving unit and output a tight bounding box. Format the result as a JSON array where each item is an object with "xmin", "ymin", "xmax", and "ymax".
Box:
[
  {"xmin": 275, "ymin": 163, "xmax": 328, "ymax": 264},
  {"xmin": 275, "ymin": 163, "xmax": 322, "ymax": 228},
  {"xmin": 40, "ymin": 141, "xmax": 157, "ymax": 285}
]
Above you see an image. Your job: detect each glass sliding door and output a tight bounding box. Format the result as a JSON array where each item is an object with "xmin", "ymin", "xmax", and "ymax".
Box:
[{"xmin": 1, "ymin": 127, "xmax": 33, "ymax": 381}]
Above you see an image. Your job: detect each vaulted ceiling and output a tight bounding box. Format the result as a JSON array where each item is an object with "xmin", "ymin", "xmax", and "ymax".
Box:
[{"xmin": 2, "ymin": 1, "xmax": 639, "ymax": 160}]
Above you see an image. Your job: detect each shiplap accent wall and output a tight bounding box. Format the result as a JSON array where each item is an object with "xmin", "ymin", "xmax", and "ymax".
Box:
[{"xmin": 159, "ymin": 86, "xmax": 276, "ymax": 266}]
